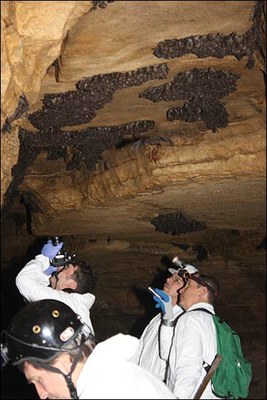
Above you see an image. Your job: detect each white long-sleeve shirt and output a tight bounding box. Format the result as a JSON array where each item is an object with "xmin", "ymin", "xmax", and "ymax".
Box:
[
  {"xmin": 166, "ymin": 302, "xmax": 219, "ymax": 399},
  {"xmin": 77, "ymin": 333, "xmax": 176, "ymax": 399},
  {"xmin": 15, "ymin": 254, "xmax": 95, "ymax": 334},
  {"xmin": 130, "ymin": 304, "xmax": 184, "ymax": 381}
]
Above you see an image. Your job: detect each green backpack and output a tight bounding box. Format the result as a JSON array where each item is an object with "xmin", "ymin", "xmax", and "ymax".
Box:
[{"xmin": 193, "ymin": 308, "xmax": 252, "ymax": 399}]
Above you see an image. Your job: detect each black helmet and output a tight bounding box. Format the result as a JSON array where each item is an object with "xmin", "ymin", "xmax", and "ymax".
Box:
[{"xmin": 3, "ymin": 299, "xmax": 85, "ymax": 366}]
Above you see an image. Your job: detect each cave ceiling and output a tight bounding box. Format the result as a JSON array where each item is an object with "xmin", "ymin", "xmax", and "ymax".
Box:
[
  {"xmin": 1, "ymin": 0, "xmax": 266, "ymax": 252},
  {"xmin": 1, "ymin": 5, "xmax": 266, "ymax": 397}
]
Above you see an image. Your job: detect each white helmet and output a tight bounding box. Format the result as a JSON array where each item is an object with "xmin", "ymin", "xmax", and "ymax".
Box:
[{"xmin": 168, "ymin": 256, "xmax": 199, "ymax": 275}]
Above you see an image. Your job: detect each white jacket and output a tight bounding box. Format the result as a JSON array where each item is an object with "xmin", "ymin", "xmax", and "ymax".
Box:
[
  {"xmin": 130, "ymin": 305, "xmax": 184, "ymax": 380},
  {"xmin": 15, "ymin": 254, "xmax": 95, "ymax": 334},
  {"xmin": 77, "ymin": 333, "xmax": 176, "ymax": 399},
  {"xmin": 166, "ymin": 302, "xmax": 219, "ymax": 399}
]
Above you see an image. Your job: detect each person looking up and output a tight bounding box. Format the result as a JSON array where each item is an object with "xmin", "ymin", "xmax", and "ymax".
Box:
[
  {"xmin": 162, "ymin": 273, "xmax": 220, "ymax": 399},
  {"xmin": 15, "ymin": 238, "xmax": 96, "ymax": 334},
  {"xmin": 131, "ymin": 258, "xmax": 199, "ymax": 381}
]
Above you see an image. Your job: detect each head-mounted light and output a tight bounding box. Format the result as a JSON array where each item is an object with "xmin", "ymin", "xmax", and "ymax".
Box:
[
  {"xmin": 50, "ymin": 237, "xmax": 77, "ymax": 268},
  {"xmin": 171, "ymin": 256, "xmax": 190, "ymax": 283},
  {"xmin": 52, "ymin": 252, "xmax": 77, "ymax": 268}
]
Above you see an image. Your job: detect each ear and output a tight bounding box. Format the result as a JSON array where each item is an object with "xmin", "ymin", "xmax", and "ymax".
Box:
[
  {"xmin": 66, "ymin": 278, "xmax": 77, "ymax": 290},
  {"xmin": 201, "ymin": 286, "xmax": 209, "ymax": 300}
]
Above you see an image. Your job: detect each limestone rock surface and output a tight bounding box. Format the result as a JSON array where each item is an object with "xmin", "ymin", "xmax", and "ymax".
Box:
[{"xmin": 1, "ymin": 2, "xmax": 266, "ymax": 399}]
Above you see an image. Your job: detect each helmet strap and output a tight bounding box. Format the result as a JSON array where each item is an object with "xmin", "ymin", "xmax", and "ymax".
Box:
[
  {"xmin": 33, "ymin": 347, "xmax": 83, "ymax": 399},
  {"xmin": 52, "ymin": 264, "xmax": 68, "ymax": 290},
  {"xmin": 176, "ymin": 274, "xmax": 189, "ymax": 304}
]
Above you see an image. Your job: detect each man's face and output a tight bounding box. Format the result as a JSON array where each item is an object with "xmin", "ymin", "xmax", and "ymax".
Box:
[
  {"xmin": 24, "ymin": 361, "xmax": 71, "ymax": 399},
  {"xmin": 163, "ymin": 272, "xmax": 185, "ymax": 305},
  {"xmin": 178, "ymin": 277, "xmax": 206, "ymax": 310},
  {"xmin": 49, "ymin": 264, "xmax": 76, "ymax": 290}
]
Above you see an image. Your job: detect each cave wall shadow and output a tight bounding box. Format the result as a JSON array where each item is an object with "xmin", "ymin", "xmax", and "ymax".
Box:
[{"xmin": 1, "ymin": 236, "xmax": 48, "ymax": 399}]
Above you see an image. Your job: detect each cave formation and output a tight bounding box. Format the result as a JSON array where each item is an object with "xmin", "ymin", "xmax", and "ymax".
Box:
[{"xmin": 1, "ymin": 1, "xmax": 266, "ymax": 399}]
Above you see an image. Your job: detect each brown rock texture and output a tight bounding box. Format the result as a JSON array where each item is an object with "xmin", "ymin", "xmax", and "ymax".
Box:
[{"xmin": 1, "ymin": 1, "xmax": 266, "ymax": 399}]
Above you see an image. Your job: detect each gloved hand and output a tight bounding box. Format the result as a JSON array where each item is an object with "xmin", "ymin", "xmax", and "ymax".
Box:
[
  {"xmin": 43, "ymin": 265, "xmax": 57, "ymax": 276},
  {"xmin": 153, "ymin": 288, "xmax": 174, "ymax": 320},
  {"xmin": 41, "ymin": 239, "xmax": 63, "ymax": 260}
]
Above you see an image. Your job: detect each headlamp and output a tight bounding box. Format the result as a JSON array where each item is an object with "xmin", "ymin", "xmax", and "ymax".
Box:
[
  {"xmin": 51, "ymin": 236, "xmax": 76, "ymax": 268},
  {"xmin": 172, "ymin": 256, "xmax": 190, "ymax": 283},
  {"xmin": 52, "ymin": 252, "xmax": 76, "ymax": 268}
]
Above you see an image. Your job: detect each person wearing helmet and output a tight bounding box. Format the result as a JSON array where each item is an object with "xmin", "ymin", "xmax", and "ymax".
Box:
[
  {"xmin": 130, "ymin": 256, "xmax": 199, "ymax": 382},
  {"xmin": 1, "ymin": 299, "xmax": 176, "ymax": 399},
  {"xmin": 15, "ymin": 238, "xmax": 96, "ymax": 334},
  {"xmin": 157, "ymin": 273, "xmax": 221, "ymax": 399}
]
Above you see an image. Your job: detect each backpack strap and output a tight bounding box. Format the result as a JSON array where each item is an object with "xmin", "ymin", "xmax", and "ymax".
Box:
[
  {"xmin": 190, "ymin": 307, "xmax": 225, "ymax": 324},
  {"xmin": 189, "ymin": 307, "xmax": 213, "ymax": 315},
  {"xmin": 188, "ymin": 308, "xmax": 216, "ymax": 373}
]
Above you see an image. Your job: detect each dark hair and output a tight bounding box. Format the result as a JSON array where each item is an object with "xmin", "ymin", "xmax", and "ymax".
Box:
[
  {"xmin": 70, "ymin": 259, "xmax": 97, "ymax": 294},
  {"xmin": 190, "ymin": 273, "xmax": 220, "ymax": 304}
]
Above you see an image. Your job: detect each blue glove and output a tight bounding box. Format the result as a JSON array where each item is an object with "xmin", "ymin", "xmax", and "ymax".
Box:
[
  {"xmin": 41, "ymin": 239, "xmax": 63, "ymax": 259},
  {"xmin": 153, "ymin": 288, "xmax": 174, "ymax": 320},
  {"xmin": 43, "ymin": 265, "xmax": 57, "ymax": 276}
]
